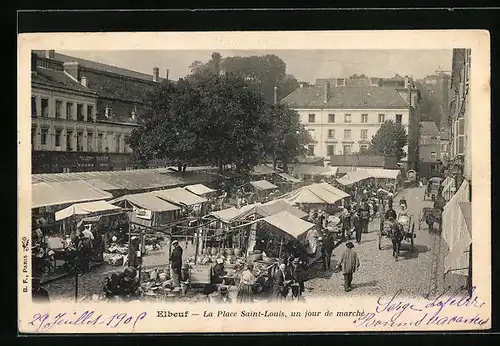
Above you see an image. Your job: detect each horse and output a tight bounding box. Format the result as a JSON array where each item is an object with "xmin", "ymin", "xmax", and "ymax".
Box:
[{"xmin": 388, "ymin": 221, "xmax": 404, "ymax": 261}]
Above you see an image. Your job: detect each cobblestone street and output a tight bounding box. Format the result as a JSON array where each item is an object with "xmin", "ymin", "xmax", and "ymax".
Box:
[{"xmin": 304, "ymin": 186, "xmax": 465, "ymax": 299}]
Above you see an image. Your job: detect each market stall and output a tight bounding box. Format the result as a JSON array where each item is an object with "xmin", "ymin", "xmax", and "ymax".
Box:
[
  {"xmin": 184, "ymin": 183, "xmax": 216, "ymax": 197},
  {"xmin": 290, "ymin": 164, "xmax": 338, "ymax": 182},
  {"xmin": 155, "ymin": 187, "xmax": 208, "ymax": 216},
  {"xmin": 280, "ymin": 183, "xmax": 349, "ymax": 213}
]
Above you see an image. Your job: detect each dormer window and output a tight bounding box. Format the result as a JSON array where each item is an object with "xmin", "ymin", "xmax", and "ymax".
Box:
[{"xmin": 336, "ymin": 78, "xmax": 345, "ymax": 87}]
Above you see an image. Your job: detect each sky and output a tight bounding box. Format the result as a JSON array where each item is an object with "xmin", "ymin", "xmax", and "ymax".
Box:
[{"xmin": 58, "ymin": 49, "xmax": 453, "ymax": 83}]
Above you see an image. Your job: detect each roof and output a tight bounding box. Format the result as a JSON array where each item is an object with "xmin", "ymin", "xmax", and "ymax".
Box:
[
  {"xmin": 291, "ymin": 164, "xmax": 337, "ymax": 176},
  {"xmin": 32, "ymin": 168, "xmax": 221, "ymax": 192},
  {"xmin": 361, "ymin": 168, "xmax": 401, "ymax": 180},
  {"xmin": 55, "ymin": 200, "xmax": 121, "ymax": 221},
  {"xmin": 249, "ymin": 180, "xmax": 278, "ymax": 191},
  {"xmin": 110, "ymin": 192, "xmax": 180, "ymax": 212},
  {"xmin": 262, "ymin": 211, "xmax": 315, "ymax": 238},
  {"xmin": 33, "ymin": 51, "xmax": 162, "ymax": 83},
  {"xmin": 250, "ymin": 165, "xmax": 276, "ymax": 176},
  {"xmin": 237, "ymin": 199, "xmax": 308, "ymax": 220},
  {"xmin": 209, "ymin": 207, "xmax": 245, "ymax": 224},
  {"xmin": 155, "ymin": 187, "xmax": 208, "ymax": 207},
  {"xmin": 282, "ymin": 85, "xmax": 408, "ymax": 109},
  {"xmin": 277, "ymin": 172, "xmax": 301, "ymax": 183},
  {"xmin": 32, "ymin": 68, "xmax": 96, "ymax": 95},
  {"xmin": 184, "ymin": 184, "xmax": 215, "ymax": 196},
  {"xmin": 296, "ymin": 156, "xmax": 324, "ymax": 164},
  {"xmin": 84, "ymin": 178, "xmax": 123, "ymax": 191},
  {"xmin": 282, "ymin": 183, "xmax": 349, "ymax": 205},
  {"xmin": 32, "ymin": 180, "xmax": 112, "ymax": 209},
  {"xmin": 420, "ymin": 121, "xmax": 440, "ymax": 136},
  {"xmin": 329, "ymin": 155, "xmax": 394, "ymax": 168},
  {"xmin": 440, "ymin": 128, "xmax": 451, "ymax": 140},
  {"xmin": 316, "ymin": 183, "xmax": 351, "ymax": 199},
  {"xmin": 336, "ymin": 170, "xmax": 372, "ymax": 186}
]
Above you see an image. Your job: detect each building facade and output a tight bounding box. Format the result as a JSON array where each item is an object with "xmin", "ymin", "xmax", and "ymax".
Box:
[
  {"xmin": 418, "ymin": 121, "xmax": 441, "ymax": 178},
  {"xmin": 282, "ymin": 76, "xmax": 421, "ymax": 169},
  {"xmin": 31, "ymin": 50, "xmax": 164, "ymax": 173},
  {"xmin": 449, "ymin": 48, "xmax": 472, "ymax": 187}
]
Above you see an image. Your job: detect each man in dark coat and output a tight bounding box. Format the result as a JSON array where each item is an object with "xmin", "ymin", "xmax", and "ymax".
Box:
[
  {"xmin": 359, "ymin": 198, "xmax": 371, "ymax": 234},
  {"xmin": 353, "ymin": 209, "xmax": 363, "ymax": 244},
  {"xmin": 321, "ymin": 231, "xmax": 334, "ymax": 271},
  {"xmin": 169, "ymin": 240, "xmax": 183, "ymax": 287},
  {"xmin": 32, "ymin": 277, "xmax": 50, "ymax": 303},
  {"xmin": 288, "ymin": 258, "xmax": 306, "ymax": 299},
  {"xmin": 273, "ymin": 263, "xmax": 291, "ymax": 301}
]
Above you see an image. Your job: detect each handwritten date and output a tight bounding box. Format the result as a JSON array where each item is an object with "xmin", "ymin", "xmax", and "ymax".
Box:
[{"xmin": 29, "ymin": 310, "xmax": 147, "ymax": 332}]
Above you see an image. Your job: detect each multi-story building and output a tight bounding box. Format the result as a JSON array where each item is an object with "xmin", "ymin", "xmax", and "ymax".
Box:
[
  {"xmin": 31, "ymin": 50, "xmax": 164, "ymax": 173},
  {"xmin": 448, "ymin": 48, "xmax": 472, "ymax": 188},
  {"xmin": 282, "ymin": 76, "xmax": 421, "ymax": 170},
  {"xmin": 421, "ymin": 73, "xmax": 451, "ymax": 128},
  {"xmin": 418, "ymin": 121, "xmax": 441, "ymax": 178}
]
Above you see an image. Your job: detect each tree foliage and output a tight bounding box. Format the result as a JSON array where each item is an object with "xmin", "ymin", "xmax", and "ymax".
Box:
[
  {"xmin": 368, "ymin": 120, "xmax": 408, "ymax": 161},
  {"xmin": 189, "ymin": 52, "xmax": 300, "ymax": 104},
  {"xmin": 128, "ymin": 72, "xmax": 310, "ymax": 175},
  {"xmin": 415, "ymin": 80, "xmax": 443, "ymax": 126}
]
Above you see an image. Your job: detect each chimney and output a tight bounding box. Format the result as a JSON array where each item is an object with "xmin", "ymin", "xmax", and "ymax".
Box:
[
  {"xmin": 153, "ymin": 67, "xmax": 160, "ymax": 82},
  {"xmin": 323, "ymin": 81, "xmax": 329, "ymax": 103},
  {"xmin": 404, "ymin": 75, "xmax": 409, "ymax": 89},
  {"xmin": 44, "ymin": 50, "xmax": 55, "ymax": 59},
  {"xmin": 166, "ymin": 69, "xmax": 170, "ymax": 80},
  {"xmin": 63, "ymin": 62, "xmax": 80, "ymax": 81},
  {"xmin": 80, "ymin": 76, "xmax": 87, "ymax": 87},
  {"xmin": 273, "ymin": 86, "xmax": 278, "ymax": 104}
]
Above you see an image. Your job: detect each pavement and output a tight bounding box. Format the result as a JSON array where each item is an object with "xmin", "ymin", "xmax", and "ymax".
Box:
[{"xmin": 304, "ymin": 186, "xmax": 466, "ymax": 298}]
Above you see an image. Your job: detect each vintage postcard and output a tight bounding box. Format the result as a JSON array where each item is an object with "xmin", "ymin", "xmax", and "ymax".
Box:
[{"xmin": 18, "ymin": 30, "xmax": 490, "ymax": 333}]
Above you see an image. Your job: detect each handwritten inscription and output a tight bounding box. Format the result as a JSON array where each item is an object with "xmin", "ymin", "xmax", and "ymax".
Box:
[
  {"xmin": 28, "ymin": 310, "xmax": 147, "ymax": 332},
  {"xmin": 354, "ymin": 286, "xmax": 489, "ymax": 328}
]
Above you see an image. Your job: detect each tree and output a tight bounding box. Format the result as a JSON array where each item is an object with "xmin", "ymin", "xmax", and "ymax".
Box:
[
  {"xmin": 190, "ymin": 53, "xmax": 300, "ymax": 104},
  {"xmin": 368, "ymin": 120, "xmax": 408, "ymax": 161},
  {"xmin": 129, "ymin": 73, "xmax": 276, "ymax": 175},
  {"xmin": 415, "ymin": 80, "xmax": 443, "ymax": 125}
]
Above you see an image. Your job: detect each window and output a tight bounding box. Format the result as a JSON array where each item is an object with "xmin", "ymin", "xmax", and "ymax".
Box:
[
  {"xmin": 378, "ymin": 113, "xmax": 385, "ymax": 123},
  {"xmin": 124, "ymin": 136, "xmax": 130, "ymax": 152},
  {"xmin": 327, "ymin": 145, "xmax": 335, "ymax": 156},
  {"xmin": 307, "ymin": 145, "xmax": 315, "ymax": 156},
  {"xmin": 328, "ymin": 114, "xmax": 335, "ymax": 123},
  {"xmin": 360, "ymin": 144, "xmax": 369, "ymax": 152},
  {"xmin": 336, "ymin": 78, "xmax": 345, "ymax": 87},
  {"xmin": 430, "ymin": 152, "xmax": 437, "ymax": 160},
  {"xmin": 40, "ymin": 128, "xmax": 48, "ymax": 145},
  {"xmin": 396, "ymin": 114, "xmax": 402, "ymax": 124},
  {"xmin": 344, "ymin": 129, "xmax": 351, "ymax": 140},
  {"xmin": 31, "ymin": 127, "xmax": 36, "ymax": 149},
  {"xmin": 55, "ymin": 101, "xmax": 63, "ymax": 119},
  {"xmin": 55, "ymin": 129, "xmax": 62, "ymax": 147},
  {"xmin": 87, "ymin": 105, "xmax": 94, "ymax": 122},
  {"xmin": 87, "ymin": 133, "xmax": 94, "ymax": 152},
  {"xmin": 361, "ymin": 129, "xmax": 368, "ymax": 139},
  {"xmin": 31, "ymin": 97, "xmax": 37, "ymax": 117},
  {"xmin": 441, "ymin": 143, "xmax": 448, "ymax": 152},
  {"xmin": 66, "ymin": 103, "xmax": 73, "ymax": 119},
  {"xmin": 361, "ymin": 114, "xmax": 368, "ymax": 123},
  {"xmin": 308, "ymin": 129, "xmax": 316, "ymax": 141},
  {"xmin": 328, "ymin": 129, "xmax": 335, "ymax": 138},
  {"xmin": 41, "ymin": 98, "xmax": 49, "ymax": 117},
  {"xmin": 308, "ymin": 114, "xmax": 316, "ymax": 123},
  {"xmin": 76, "ymin": 132, "xmax": 84, "ymax": 151},
  {"xmin": 66, "ymin": 131, "xmax": 73, "ymax": 151},
  {"xmin": 97, "ymin": 134, "xmax": 103, "ymax": 152},
  {"xmin": 343, "ymin": 145, "xmax": 352, "ymax": 155},
  {"xmin": 344, "ymin": 114, "xmax": 352, "ymax": 123},
  {"xmin": 115, "ymin": 135, "xmax": 121, "ymax": 153},
  {"xmin": 77, "ymin": 104, "xmax": 84, "ymax": 121}
]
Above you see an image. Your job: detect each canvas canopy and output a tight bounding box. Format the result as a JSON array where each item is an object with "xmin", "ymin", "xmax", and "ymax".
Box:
[
  {"xmin": 208, "ymin": 207, "xmax": 244, "ymax": 224},
  {"xmin": 262, "ymin": 211, "xmax": 316, "ymax": 238},
  {"xmin": 442, "ymin": 180, "xmax": 471, "ymax": 276},
  {"xmin": 236, "ymin": 199, "xmax": 308, "ymax": 220},
  {"xmin": 336, "ymin": 170, "xmax": 372, "ymax": 186},
  {"xmin": 155, "ymin": 187, "xmax": 208, "ymax": 206},
  {"xmin": 249, "ymin": 180, "xmax": 278, "ymax": 191},
  {"xmin": 277, "ymin": 172, "xmax": 301, "ymax": 183},
  {"xmin": 250, "ymin": 165, "xmax": 276, "ymax": 176},
  {"xmin": 55, "ymin": 200, "xmax": 122, "ymax": 221},
  {"xmin": 32, "ymin": 180, "xmax": 113, "ymax": 209},
  {"xmin": 110, "ymin": 192, "xmax": 180, "ymax": 212},
  {"xmin": 362, "ymin": 169, "xmax": 400, "ymax": 180},
  {"xmin": 281, "ymin": 183, "xmax": 348, "ymax": 205},
  {"xmin": 184, "ymin": 184, "xmax": 215, "ymax": 196}
]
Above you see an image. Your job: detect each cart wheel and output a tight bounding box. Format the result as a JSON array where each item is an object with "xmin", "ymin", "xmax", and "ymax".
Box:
[{"xmin": 378, "ymin": 233, "xmax": 382, "ymax": 250}]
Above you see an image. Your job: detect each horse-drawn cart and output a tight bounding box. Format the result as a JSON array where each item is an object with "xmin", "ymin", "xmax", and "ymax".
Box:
[{"xmin": 378, "ymin": 214, "xmax": 415, "ymax": 252}]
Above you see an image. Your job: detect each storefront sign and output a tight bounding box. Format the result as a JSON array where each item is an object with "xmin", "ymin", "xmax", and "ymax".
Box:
[{"xmin": 133, "ymin": 206, "xmax": 152, "ymax": 220}]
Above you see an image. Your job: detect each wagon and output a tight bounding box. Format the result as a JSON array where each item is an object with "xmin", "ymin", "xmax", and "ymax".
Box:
[{"xmin": 378, "ymin": 214, "xmax": 415, "ymax": 252}]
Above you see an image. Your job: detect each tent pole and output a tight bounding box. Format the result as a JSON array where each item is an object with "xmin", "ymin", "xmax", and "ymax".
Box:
[
  {"xmin": 278, "ymin": 235, "xmax": 283, "ymax": 261},
  {"xmin": 468, "ymin": 244, "xmax": 473, "ymax": 298}
]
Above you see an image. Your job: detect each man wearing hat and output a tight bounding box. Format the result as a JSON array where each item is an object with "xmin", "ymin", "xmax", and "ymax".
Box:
[
  {"xmin": 289, "ymin": 258, "xmax": 306, "ymax": 299},
  {"xmin": 32, "ymin": 277, "xmax": 50, "ymax": 303},
  {"xmin": 211, "ymin": 257, "xmax": 227, "ymax": 284},
  {"xmin": 169, "ymin": 240, "xmax": 183, "ymax": 287},
  {"xmin": 336, "ymin": 242, "xmax": 360, "ymax": 292}
]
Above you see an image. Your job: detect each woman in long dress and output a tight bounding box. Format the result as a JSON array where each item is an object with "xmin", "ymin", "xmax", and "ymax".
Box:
[{"xmin": 237, "ymin": 263, "xmax": 256, "ymax": 303}]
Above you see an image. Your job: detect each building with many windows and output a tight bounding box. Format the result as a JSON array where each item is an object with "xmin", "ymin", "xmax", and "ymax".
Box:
[
  {"xmin": 282, "ymin": 76, "xmax": 421, "ymax": 169},
  {"xmin": 31, "ymin": 50, "xmax": 164, "ymax": 173}
]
